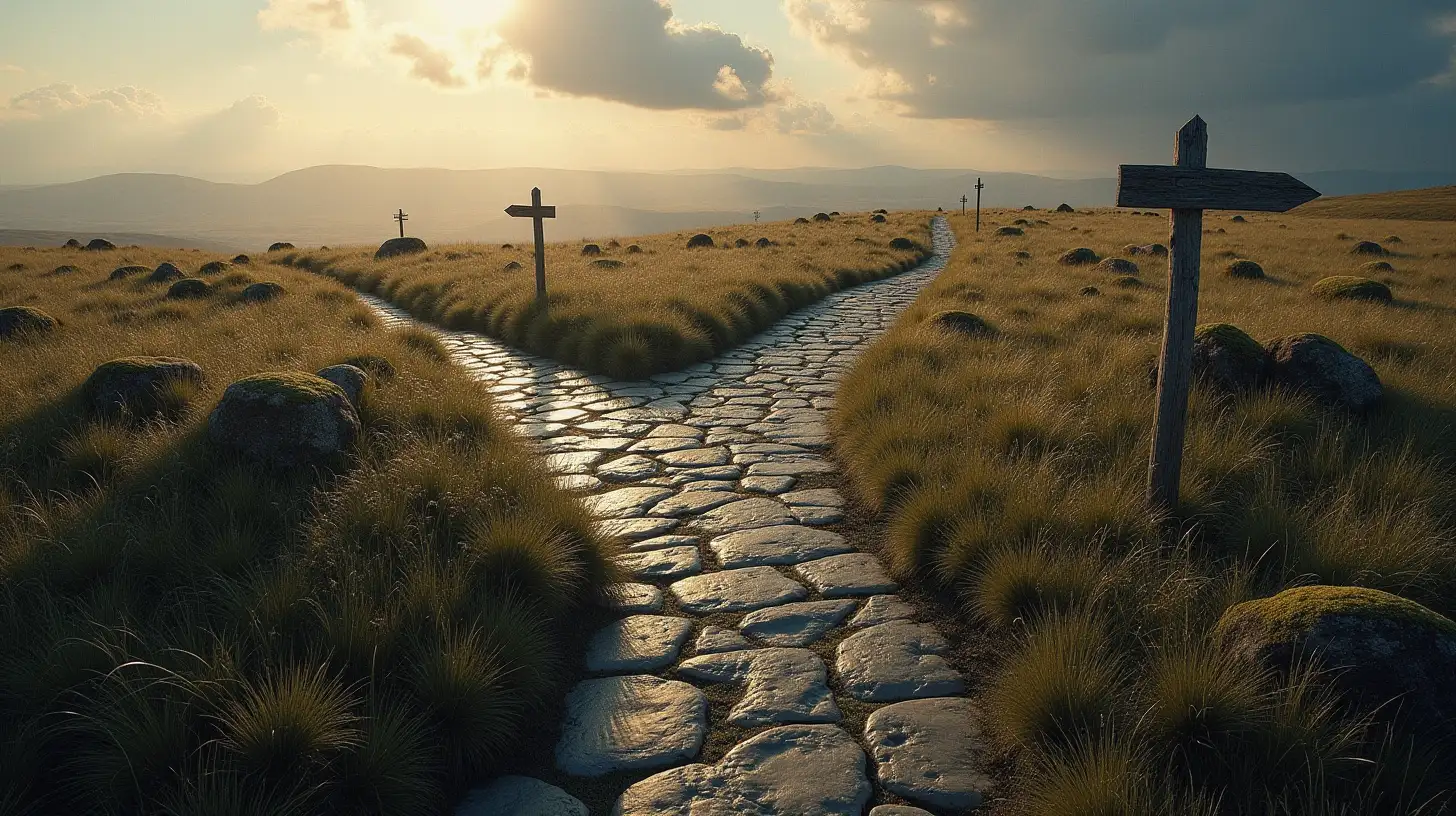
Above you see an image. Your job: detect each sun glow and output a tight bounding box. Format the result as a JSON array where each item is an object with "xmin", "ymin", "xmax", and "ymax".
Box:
[{"xmin": 431, "ymin": 0, "xmax": 517, "ymax": 28}]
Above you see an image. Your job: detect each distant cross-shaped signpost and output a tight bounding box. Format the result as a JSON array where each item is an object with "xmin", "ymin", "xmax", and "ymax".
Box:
[
  {"xmin": 975, "ymin": 178, "xmax": 985, "ymax": 232},
  {"xmin": 1117, "ymin": 116, "xmax": 1319, "ymax": 512},
  {"xmin": 393, "ymin": 208, "xmax": 409, "ymax": 238},
  {"xmin": 754, "ymin": 210, "xmax": 761, "ymax": 224},
  {"xmin": 960, "ymin": 194, "xmax": 968, "ymax": 216},
  {"xmin": 505, "ymin": 187, "xmax": 557, "ymax": 306}
]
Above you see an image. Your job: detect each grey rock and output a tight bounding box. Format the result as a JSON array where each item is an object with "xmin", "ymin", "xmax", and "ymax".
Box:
[
  {"xmin": 626, "ymin": 534, "xmax": 699, "ymax": 552},
  {"xmin": 659, "ymin": 447, "xmax": 731, "ymax": 468},
  {"xmin": 697, "ymin": 497, "xmax": 797, "ymax": 534},
  {"xmin": 585, "ymin": 487, "xmax": 675, "ymax": 518},
  {"xmin": 586, "ymin": 616, "xmax": 694, "ymax": 673},
  {"xmin": 741, "ymin": 475, "xmax": 797, "ymax": 495},
  {"xmin": 782, "ymin": 488, "xmax": 846, "ymax": 507},
  {"xmin": 615, "ymin": 546, "xmax": 702, "ymax": 580},
  {"xmin": 208, "ymin": 372, "xmax": 360, "ymax": 470},
  {"xmin": 851, "ymin": 595, "xmax": 917, "ymax": 627},
  {"xmin": 555, "ymin": 475, "xmax": 603, "ymax": 492},
  {"xmin": 614, "ymin": 725, "xmax": 870, "ymax": 816},
  {"xmin": 678, "ymin": 648, "xmax": 840, "ymax": 726},
  {"xmin": 740, "ymin": 599, "xmax": 857, "ymax": 646},
  {"xmin": 648, "ymin": 490, "xmax": 739, "ymax": 517},
  {"xmin": 747, "ymin": 460, "xmax": 835, "ymax": 477},
  {"xmin": 836, "ymin": 621, "xmax": 967, "ymax": 702},
  {"xmin": 1266, "ymin": 333, "xmax": 1383, "ymax": 411},
  {"xmin": 711, "ymin": 525, "xmax": 854, "ymax": 569},
  {"xmin": 603, "ymin": 583, "xmax": 664, "ymax": 613},
  {"xmin": 456, "ymin": 776, "xmax": 587, "ymax": 816},
  {"xmin": 868, "ymin": 807, "xmax": 936, "ymax": 816},
  {"xmin": 795, "ymin": 553, "xmax": 899, "ymax": 598},
  {"xmin": 546, "ymin": 450, "xmax": 606, "ymax": 474},
  {"xmin": 555, "ymin": 676, "xmax": 707, "ymax": 777},
  {"xmin": 670, "ymin": 567, "xmax": 808, "ymax": 614},
  {"xmin": 792, "ymin": 505, "xmax": 845, "ymax": 526},
  {"xmin": 865, "ymin": 698, "xmax": 990, "ymax": 812},
  {"xmin": 629, "ymin": 437, "xmax": 701, "ymax": 454},
  {"xmin": 598, "ymin": 455, "xmax": 660, "ymax": 482},
  {"xmin": 695, "ymin": 625, "xmax": 751, "ymax": 655},
  {"xmin": 599, "ymin": 517, "xmax": 680, "ymax": 541},
  {"xmin": 316, "ymin": 364, "xmax": 367, "ymax": 407},
  {"xmin": 83, "ymin": 356, "xmax": 205, "ymax": 419}
]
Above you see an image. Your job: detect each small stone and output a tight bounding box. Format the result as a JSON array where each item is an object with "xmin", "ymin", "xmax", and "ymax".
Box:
[
  {"xmin": 603, "ymin": 583, "xmax": 664, "ymax": 613},
  {"xmin": 555, "ymin": 676, "xmax": 707, "ymax": 777},
  {"xmin": 599, "ymin": 517, "xmax": 680, "ymax": 541},
  {"xmin": 678, "ymin": 648, "xmax": 840, "ymax": 726},
  {"xmin": 711, "ymin": 525, "xmax": 853, "ymax": 568},
  {"xmin": 316, "ymin": 364, "xmax": 367, "ymax": 407},
  {"xmin": 670, "ymin": 567, "xmax": 808, "ymax": 614},
  {"xmin": 615, "ymin": 546, "xmax": 702, "ymax": 580},
  {"xmin": 586, "ymin": 616, "xmax": 694, "ymax": 673},
  {"xmin": 836, "ymin": 621, "xmax": 967, "ymax": 703},
  {"xmin": 647, "ymin": 423, "xmax": 704, "ymax": 438},
  {"xmin": 742, "ymin": 475, "xmax": 797, "ymax": 495},
  {"xmin": 456, "ymin": 776, "xmax": 587, "ymax": 816},
  {"xmin": 546, "ymin": 450, "xmax": 605, "ymax": 474},
  {"xmin": 865, "ymin": 698, "xmax": 990, "ymax": 812},
  {"xmin": 695, "ymin": 625, "xmax": 751, "ymax": 655},
  {"xmin": 795, "ymin": 553, "xmax": 899, "ymax": 598},
  {"xmin": 648, "ymin": 490, "xmax": 739, "ymax": 517},
  {"xmin": 747, "ymin": 460, "xmax": 834, "ymax": 477},
  {"xmin": 630, "ymin": 437, "xmax": 701, "ymax": 454},
  {"xmin": 792, "ymin": 506, "xmax": 845, "ymax": 526},
  {"xmin": 782, "ymin": 488, "xmax": 846, "ymax": 507},
  {"xmin": 585, "ymin": 487, "xmax": 675, "ymax": 519},
  {"xmin": 599, "ymin": 455, "xmax": 660, "ymax": 482},
  {"xmin": 615, "ymin": 725, "xmax": 870, "ymax": 816},
  {"xmin": 740, "ymin": 600, "xmax": 857, "ymax": 646},
  {"xmin": 869, "ymin": 807, "xmax": 936, "ymax": 816},
  {"xmin": 697, "ymin": 497, "xmax": 796, "ymax": 534},
  {"xmin": 851, "ymin": 595, "xmax": 916, "ymax": 627},
  {"xmin": 659, "ymin": 447, "xmax": 731, "ymax": 468},
  {"xmin": 555, "ymin": 475, "xmax": 603, "ymax": 492},
  {"xmin": 627, "ymin": 534, "xmax": 699, "ymax": 552}
]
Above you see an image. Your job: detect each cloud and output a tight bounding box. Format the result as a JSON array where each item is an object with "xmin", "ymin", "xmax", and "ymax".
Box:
[
  {"xmin": 785, "ymin": 0, "xmax": 1456, "ymax": 119},
  {"xmin": 0, "ymin": 64, "xmax": 23, "ymax": 74},
  {"xmin": 389, "ymin": 34, "xmax": 466, "ymax": 88},
  {"xmin": 258, "ymin": 0, "xmax": 357, "ymax": 33},
  {"xmin": 699, "ymin": 85, "xmax": 839, "ymax": 136},
  {"xmin": 493, "ymin": 0, "xmax": 775, "ymax": 110},
  {"xmin": 0, "ymin": 84, "xmax": 281, "ymax": 182}
]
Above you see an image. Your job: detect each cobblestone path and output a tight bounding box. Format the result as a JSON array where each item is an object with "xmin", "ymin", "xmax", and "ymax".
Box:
[{"xmin": 368, "ymin": 218, "xmax": 987, "ymax": 815}]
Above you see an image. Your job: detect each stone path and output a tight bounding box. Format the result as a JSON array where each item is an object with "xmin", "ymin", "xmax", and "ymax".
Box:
[{"xmin": 368, "ymin": 219, "xmax": 989, "ymax": 815}]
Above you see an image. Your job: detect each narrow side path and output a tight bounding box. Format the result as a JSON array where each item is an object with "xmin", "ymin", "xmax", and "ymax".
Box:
[{"xmin": 367, "ymin": 218, "xmax": 984, "ymax": 815}]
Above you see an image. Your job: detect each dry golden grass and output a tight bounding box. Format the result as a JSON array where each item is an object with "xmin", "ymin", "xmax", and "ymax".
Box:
[
  {"xmin": 1297, "ymin": 185, "xmax": 1456, "ymax": 221},
  {"xmin": 835, "ymin": 208, "xmax": 1456, "ymax": 814},
  {"xmin": 0, "ymin": 245, "xmax": 615, "ymax": 814},
  {"xmin": 287, "ymin": 212, "xmax": 932, "ymax": 378}
]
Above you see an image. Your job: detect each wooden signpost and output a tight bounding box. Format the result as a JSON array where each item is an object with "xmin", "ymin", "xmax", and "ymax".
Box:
[
  {"xmin": 505, "ymin": 187, "xmax": 557, "ymax": 306},
  {"xmin": 975, "ymin": 177, "xmax": 984, "ymax": 232},
  {"xmin": 393, "ymin": 208, "xmax": 409, "ymax": 238},
  {"xmin": 1117, "ymin": 116, "xmax": 1319, "ymax": 512},
  {"xmin": 960, "ymin": 194, "xmax": 968, "ymax": 216}
]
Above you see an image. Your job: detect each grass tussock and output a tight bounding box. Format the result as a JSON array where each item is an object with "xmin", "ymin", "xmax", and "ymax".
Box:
[
  {"xmin": 288, "ymin": 213, "xmax": 932, "ymax": 379},
  {"xmin": 0, "ymin": 244, "xmax": 616, "ymax": 813},
  {"xmin": 833, "ymin": 210, "xmax": 1456, "ymax": 813}
]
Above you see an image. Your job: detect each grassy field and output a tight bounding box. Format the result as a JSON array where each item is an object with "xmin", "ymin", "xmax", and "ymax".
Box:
[
  {"xmin": 833, "ymin": 208, "xmax": 1456, "ymax": 814},
  {"xmin": 0, "ymin": 246, "xmax": 616, "ymax": 813},
  {"xmin": 1296, "ymin": 185, "xmax": 1456, "ymax": 221},
  {"xmin": 284, "ymin": 212, "xmax": 932, "ymax": 379}
]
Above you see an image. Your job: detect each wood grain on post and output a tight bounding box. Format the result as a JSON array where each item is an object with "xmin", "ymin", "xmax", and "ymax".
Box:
[
  {"xmin": 1147, "ymin": 116, "xmax": 1208, "ymax": 512},
  {"xmin": 531, "ymin": 187, "xmax": 548, "ymax": 305},
  {"xmin": 1117, "ymin": 166, "xmax": 1319, "ymax": 212}
]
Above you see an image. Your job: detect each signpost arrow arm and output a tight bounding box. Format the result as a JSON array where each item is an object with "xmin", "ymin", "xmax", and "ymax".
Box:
[{"xmin": 1147, "ymin": 116, "xmax": 1208, "ymax": 512}]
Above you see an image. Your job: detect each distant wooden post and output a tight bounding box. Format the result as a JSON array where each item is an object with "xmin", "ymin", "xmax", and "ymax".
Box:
[
  {"xmin": 960, "ymin": 194, "xmax": 968, "ymax": 216},
  {"xmin": 1117, "ymin": 116, "xmax": 1319, "ymax": 512},
  {"xmin": 975, "ymin": 178, "xmax": 985, "ymax": 232},
  {"xmin": 394, "ymin": 208, "xmax": 409, "ymax": 238},
  {"xmin": 505, "ymin": 187, "xmax": 557, "ymax": 306},
  {"xmin": 754, "ymin": 210, "xmax": 761, "ymax": 224}
]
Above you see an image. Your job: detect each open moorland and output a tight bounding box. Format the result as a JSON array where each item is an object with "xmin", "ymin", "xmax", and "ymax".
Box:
[
  {"xmin": 0, "ymin": 245, "xmax": 616, "ymax": 813},
  {"xmin": 834, "ymin": 208, "xmax": 1456, "ymax": 813},
  {"xmin": 1296, "ymin": 184, "xmax": 1456, "ymax": 221},
  {"xmin": 282, "ymin": 211, "xmax": 931, "ymax": 379}
]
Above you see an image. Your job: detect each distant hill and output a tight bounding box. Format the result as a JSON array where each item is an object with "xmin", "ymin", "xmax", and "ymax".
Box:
[
  {"xmin": 1295, "ymin": 186, "xmax": 1456, "ymax": 221},
  {"xmin": 0, "ymin": 228, "xmax": 242, "ymax": 253}
]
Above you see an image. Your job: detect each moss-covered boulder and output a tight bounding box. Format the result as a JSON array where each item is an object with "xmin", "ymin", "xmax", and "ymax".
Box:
[
  {"xmin": 149, "ymin": 263, "xmax": 185, "ymax": 283},
  {"xmin": 592, "ymin": 259, "xmax": 624, "ymax": 269},
  {"xmin": 84, "ymin": 238, "xmax": 116, "ymax": 252},
  {"xmin": 1080, "ymin": 286, "xmax": 1100, "ymax": 297},
  {"xmin": 1350, "ymin": 241, "xmax": 1385, "ymax": 256},
  {"xmin": 627, "ymin": 244, "xmax": 644, "ymax": 254},
  {"xmin": 871, "ymin": 214, "xmax": 887, "ymax": 223},
  {"xmin": 1011, "ymin": 251, "xmax": 1032, "ymax": 260},
  {"xmin": 1056, "ymin": 203, "xmax": 1075, "ymax": 213},
  {"xmin": 208, "ymin": 372, "xmax": 361, "ymax": 470},
  {"xmin": 1360, "ymin": 261, "xmax": 1394, "ymax": 274},
  {"xmin": 1224, "ymin": 259, "xmax": 1265, "ymax": 280},
  {"xmin": 890, "ymin": 237, "xmax": 917, "ymax": 251},
  {"xmin": 1193, "ymin": 323, "xmax": 1268, "ymax": 392},
  {"xmin": 1096, "ymin": 258, "xmax": 1138, "ymax": 275},
  {"xmin": 687, "ymin": 234, "xmax": 715, "ymax": 249},
  {"xmin": 198, "ymin": 261, "xmax": 230, "ymax": 275},
  {"xmin": 504, "ymin": 261, "xmax": 523, "ymax": 272},
  {"xmin": 581, "ymin": 244, "xmax": 602, "ymax": 256},
  {"xmin": 241, "ymin": 282, "xmax": 284, "ymax": 303},
  {"xmin": 167, "ymin": 278, "xmax": 211, "ymax": 299},
  {"xmin": 1312, "ymin": 276, "xmax": 1392, "ymax": 303},
  {"xmin": 1266, "ymin": 333, "xmax": 1382, "ymax": 411},
  {"xmin": 928, "ymin": 310, "xmax": 995, "ymax": 338},
  {"xmin": 375, "ymin": 237, "xmax": 428, "ymax": 260},
  {"xmin": 316, "ymin": 364, "xmax": 367, "ymax": 407},
  {"xmin": 812, "ymin": 213, "xmax": 832, "ymax": 222},
  {"xmin": 231, "ymin": 254, "xmax": 251, "ymax": 265},
  {"xmin": 64, "ymin": 239, "xmax": 83, "ymax": 249},
  {"xmin": 995, "ymin": 226, "xmax": 1024, "ymax": 237},
  {"xmin": 267, "ymin": 242, "xmax": 295, "ymax": 253},
  {"xmin": 1216, "ymin": 586, "xmax": 1456, "ymax": 734},
  {"xmin": 342, "ymin": 355, "xmax": 396, "ymax": 382},
  {"xmin": 734, "ymin": 238, "xmax": 751, "ymax": 248},
  {"xmin": 1112, "ymin": 275, "xmax": 1142, "ymax": 288},
  {"xmin": 1142, "ymin": 243, "xmax": 1169, "ymax": 256},
  {"xmin": 83, "ymin": 357, "xmax": 204, "ymax": 419},
  {"xmin": 110, "ymin": 265, "xmax": 148, "ymax": 281},
  {"xmin": 794, "ymin": 218, "xmax": 810, "ymax": 225},
  {"xmin": 0, "ymin": 306, "xmax": 57, "ymax": 339},
  {"xmin": 1058, "ymin": 248, "xmax": 1100, "ymax": 266},
  {"xmin": 51, "ymin": 265, "xmax": 79, "ymax": 276}
]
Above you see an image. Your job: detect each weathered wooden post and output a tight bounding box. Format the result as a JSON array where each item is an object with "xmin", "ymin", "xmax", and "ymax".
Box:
[
  {"xmin": 505, "ymin": 187, "xmax": 557, "ymax": 307},
  {"xmin": 754, "ymin": 210, "xmax": 761, "ymax": 224},
  {"xmin": 975, "ymin": 178, "xmax": 984, "ymax": 232},
  {"xmin": 1117, "ymin": 116, "xmax": 1319, "ymax": 512},
  {"xmin": 393, "ymin": 208, "xmax": 409, "ymax": 238},
  {"xmin": 960, "ymin": 194, "xmax": 968, "ymax": 216}
]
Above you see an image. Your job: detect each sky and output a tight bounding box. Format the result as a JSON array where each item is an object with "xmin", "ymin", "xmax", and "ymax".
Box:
[{"xmin": 0, "ymin": 0, "xmax": 1453, "ymax": 184}]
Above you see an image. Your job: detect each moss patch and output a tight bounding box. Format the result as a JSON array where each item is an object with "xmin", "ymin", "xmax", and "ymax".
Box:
[
  {"xmin": 1312, "ymin": 276, "xmax": 1392, "ymax": 303},
  {"xmin": 1217, "ymin": 585, "xmax": 1456, "ymax": 645}
]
